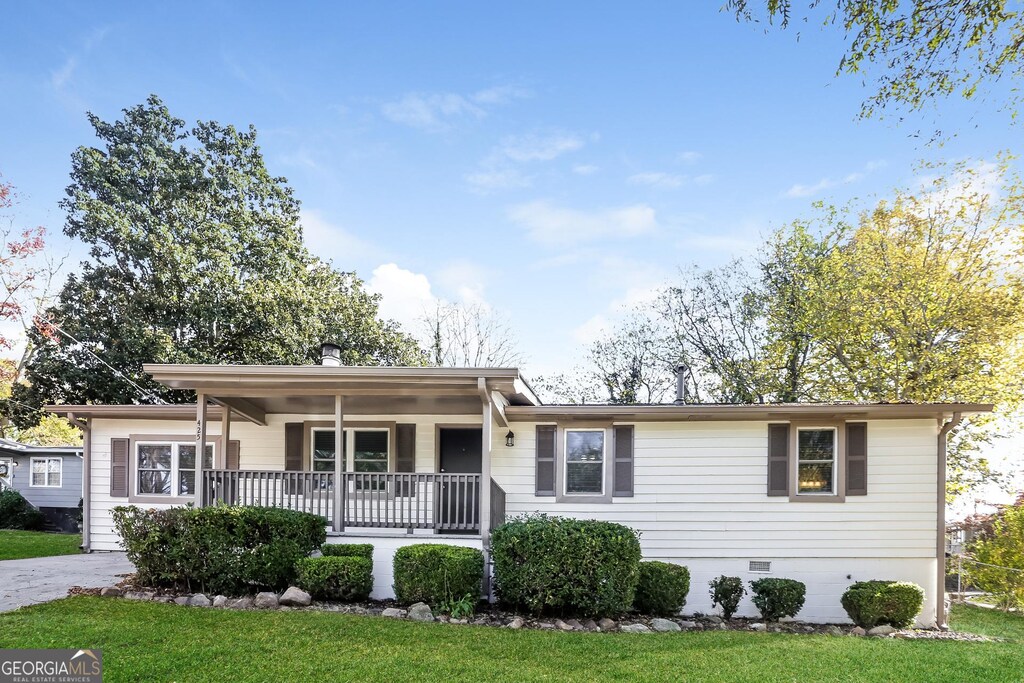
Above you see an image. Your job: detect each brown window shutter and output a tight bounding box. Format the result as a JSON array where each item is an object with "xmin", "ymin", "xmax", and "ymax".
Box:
[
  {"xmin": 110, "ymin": 438, "xmax": 129, "ymax": 497},
  {"xmin": 613, "ymin": 425, "xmax": 634, "ymax": 497},
  {"xmin": 284, "ymin": 422, "xmax": 303, "ymax": 471},
  {"xmin": 395, "ymin": 424, "xmax": 416, "ymax": 496},
  {"xmin": 226, "ymin": 440, "xmax": 240, "ymax": 470},
  {"xmin": 767, "ymin": 424, "xmax": 789, "ymax": 497},
  {"xmin": 535, "ymin": 425, "xmax": 556, "ymax": 496},
  {"xmin": 846, "ymin": 422, "xmax": 868, "ymax": 496}
]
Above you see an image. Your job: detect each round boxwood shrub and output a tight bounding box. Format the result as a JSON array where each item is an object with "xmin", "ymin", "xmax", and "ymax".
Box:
[
  {"xmin": 0, "ymin": 489, "xmax": 45, "ymax": 530},
  {"xmin": 491, "ymin": 514, "xmax": 642, "ymax": 617},
  {"xmin": 749, "ymin": 577, "xmax": 806, "ymax": 621},
  {"xmin": 841, "ymin": 580, "xmax": 925, "ymax": 629},
  {"xmin": 321, "ymin": 543, "xmax": 373, "ymax": 560},
  {"xmin": 709, "ymin": 575, "xmax": 745, "ymax": 620},
  {"xmin": 392, "ymin": 543, "xmax": 484, "ymax": 605},
  {"xmin": 634, "ymin": 561, "xmax": 690, "ymax": 616},
  {"xmin": 296, "ymin": 556, "xmax": 372, "ymax": 601},
  {"xmin": 112, "ymin": 504, "xmax": 326, "ymax": 595}
]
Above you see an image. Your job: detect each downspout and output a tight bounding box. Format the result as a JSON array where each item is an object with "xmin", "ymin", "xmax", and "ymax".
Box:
[
  {"xmin": 936, "ymin": 411, "xmax": 963, "ymax": 629},
  {"xmin": 68, "ymin": 413, "xmax": 91, "ymax": 553}
]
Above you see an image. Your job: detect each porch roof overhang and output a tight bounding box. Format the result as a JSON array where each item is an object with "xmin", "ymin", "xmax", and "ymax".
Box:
[{"xmin": 505, "ymin": 402, "xmax": 993, "ymax": 423}]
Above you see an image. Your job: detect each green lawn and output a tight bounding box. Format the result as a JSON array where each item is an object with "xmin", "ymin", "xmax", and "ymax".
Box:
[
  {"xmin": 0, "ymin": 600, "xmax": 1022, "ymax": 683},
  {"xmin": 950, "ymin": 603, "xmax": 1024, "ymax": 643},
  {"xmin": 0, "ymin": 530, "xmax": 81, "ymax": 560}
]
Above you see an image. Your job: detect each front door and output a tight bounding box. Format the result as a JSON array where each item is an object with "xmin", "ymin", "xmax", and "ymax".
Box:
[{"xmin": 438, "ymin": 428, "xmax": 482, "ymax": 533}]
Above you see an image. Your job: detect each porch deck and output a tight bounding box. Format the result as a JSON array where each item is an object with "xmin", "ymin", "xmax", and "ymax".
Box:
[{"xmin": 202, "ymin": 470, "xmax": 506, "ymax": 535}]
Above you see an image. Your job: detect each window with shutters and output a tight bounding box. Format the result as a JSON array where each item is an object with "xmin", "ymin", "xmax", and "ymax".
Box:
[
  {"xmin": 135, "ymin": 442, "xmax": 214, "ymax": 496},
  {"xmin": 30, "ymin": 457, "xmax": 62, "ymax": 488},
  {"xmin": 564, "ymin": 429, "xmax": 605, "ymax": 495},
  {"xmin": 310, "ymin": 428, "xmax": 390, "ymax": 490},
  {"xmin": 796, "ymin": 428, "xmax": 836, "ymax": 495}
]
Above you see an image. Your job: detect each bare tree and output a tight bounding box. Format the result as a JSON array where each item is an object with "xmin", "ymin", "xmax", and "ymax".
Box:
[{"xmin": 421, "ymin": 301, "xmax": 524, "ymax": 368}]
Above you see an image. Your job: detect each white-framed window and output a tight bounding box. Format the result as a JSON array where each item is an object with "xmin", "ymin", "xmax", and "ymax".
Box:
[
  {"xmin": 310, "ymin": 428, "xmax": 390, "ymax": 489},
  {"xmin": 796, "ymin": 427, "xmax": 836, "ymax": 494},
  {"xmin": 136, "ymin": 442, "xmax": 214, "ymax": 496},
  {"xmin": 564, "ymin": 429, "xmax": 605, "ymax": 495},
  {"xmin": 30, "ymin": 457, "xmax": 62, "ymax": 488}
]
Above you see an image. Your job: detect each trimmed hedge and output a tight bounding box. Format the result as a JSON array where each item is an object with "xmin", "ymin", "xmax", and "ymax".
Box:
[
  {"xmin": 841, "ymin": 580, "xmax": 925, "ymax": 629},
  {"xmin": 296, "ymin": 556, "xmax": 373, "ymax": 601},
  {"xmin": 709, "ymin": 575, "xmax": 745, "ymax": 620},
  {"xmin": 634, "ymin": 561, "xmax": 690, "ymax": 616},
  {"xmin": 321, "ymin": 543, "xmax": 374, "ymax": 560},
  {"xmin": 112, "ymin": 505, "xmax": 326, "ymax": 595},
  {"xmin": 393, "ymin": 544, "xmax": 484, "ymax": 605},
  {"xmin": 491, "ymin": 514, "xmax": 642, "ymax": 616},
  {"xmin": 0, "ymin": 489, "xmax": 45, "ymax": 530},
  {"xmin": 750, "ymin": 577, "xmax": 806, "ymax": 621}
]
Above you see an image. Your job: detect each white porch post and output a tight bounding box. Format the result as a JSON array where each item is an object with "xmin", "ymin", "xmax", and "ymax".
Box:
[
  {"xmin": 478, "ymin": 379, "xmax": 493, "ymax": 544},
  {"xmin": 222, "ymin": 404, "xmax": 231, "ymax": 468},
  {"xmin": 196, "ymin": 392, "xmax": 208, "ymax": 505},
  {"xmin": 333, "ymin": 394, "xmax": 344, "ymax": 532}
]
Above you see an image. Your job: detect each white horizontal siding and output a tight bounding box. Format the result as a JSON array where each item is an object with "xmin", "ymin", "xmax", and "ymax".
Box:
[{"xmin": 491, "ymin": 418, "xmax": 940, "ymax": 625}]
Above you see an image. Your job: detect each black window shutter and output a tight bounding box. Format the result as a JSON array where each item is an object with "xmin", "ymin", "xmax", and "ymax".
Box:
[
  {"xmin": 846, "ymin": 422, "xmax": 868, "ymax": 496},
  {"xmin": 535, "ymin": 425, "xmax": 556, "ymax": 496},
  {"xmin": 284, "ymin": 423, "xmax": 303, "ymax": 471},
  {"xmin": 767, "ymin": 424, "xmax": 789, "ymax": 497},
  {"xmin": 613, "ymin": 425, "xmax": 634, "ymax": 497},
  {"xmin": 395, "ymin": 424, "xmax": 416, "ymax": 496},
  {"xmin": 110, "ymin": 438, "xmax": 129, "ymax": 497}
]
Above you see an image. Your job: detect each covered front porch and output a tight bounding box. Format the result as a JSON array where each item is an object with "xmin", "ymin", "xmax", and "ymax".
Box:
[
  {"xmin": 202, "ymin": 469, "xmax": 506, "ymax": 535},
  {"xmin": 144, "ymin": 359, "xmax": 535, "ymax": 538}
]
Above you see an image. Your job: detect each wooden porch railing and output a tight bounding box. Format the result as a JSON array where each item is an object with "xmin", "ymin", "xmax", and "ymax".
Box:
[{"xmin": 202, "ymin": 470, "xmax": 505, "ymax": 534}]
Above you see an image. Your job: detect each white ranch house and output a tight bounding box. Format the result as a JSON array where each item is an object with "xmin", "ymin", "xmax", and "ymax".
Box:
[{"xmin": 50, "ymin": 350, "xmax": 989, "ymax": 627}]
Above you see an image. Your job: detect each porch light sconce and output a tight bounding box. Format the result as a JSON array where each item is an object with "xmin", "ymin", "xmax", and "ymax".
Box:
[{"xmin": 505, "ymin": 431, "xmax": 515, "ymax": 448}]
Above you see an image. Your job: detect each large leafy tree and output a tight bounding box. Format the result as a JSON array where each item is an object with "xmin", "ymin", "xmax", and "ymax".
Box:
[
  {"xmin": 14, "ymin": 96, "xmax": 423, "ymax": 418},
  {"xmin": 728, "ymin": 0, "xmax": 1024, "ymax": 121}
]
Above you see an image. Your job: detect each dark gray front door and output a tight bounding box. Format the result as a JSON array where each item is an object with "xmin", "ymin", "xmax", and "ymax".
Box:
[{"xmin": 438, "ymin": 428, "xmax": 482, "ymax": 532}]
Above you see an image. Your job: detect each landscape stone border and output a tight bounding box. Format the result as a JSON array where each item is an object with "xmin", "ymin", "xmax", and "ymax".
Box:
[{"xmin": 87, "ymin": 584, "xmax": 995, "ymax": 642}]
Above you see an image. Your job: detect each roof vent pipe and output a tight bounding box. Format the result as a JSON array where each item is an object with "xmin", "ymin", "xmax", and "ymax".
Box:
[
  {"xmin": 321, "ymin": 342, "xmax": 342, "ymax": 367},
  {"xmin": 674, "ymin": 363, "xmax": 689, "ymax": 404}
]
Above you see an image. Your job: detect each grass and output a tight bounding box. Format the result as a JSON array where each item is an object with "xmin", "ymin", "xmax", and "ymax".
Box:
[
  {"xmin": 0, "ymin": 600, "xmax": 1023, "ymax": 683},
  {"xmin": 0, "ymin": 530, "xmax": 81, "ymax": 560},
  {"xmin": 950, "ymin": 602, "xmax": 1024, "ymax": 643}
]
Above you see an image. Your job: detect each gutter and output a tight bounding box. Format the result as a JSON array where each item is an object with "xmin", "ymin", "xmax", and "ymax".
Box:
[
  {"xmin": 67, "ymin": 413, "xmax": 90, "ymax": 553},
  {"xmin": 936, "ymin": 412, "xmax": 963, "ymax": 629}
]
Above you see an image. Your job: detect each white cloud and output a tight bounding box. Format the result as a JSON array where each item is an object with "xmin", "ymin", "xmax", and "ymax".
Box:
[
  {"xmin": 783, "ymin": 160, "xmax": 887, "ymax": 198},
  {"xmin": 497, "ymin": 133, "xmax": 585, "ymax": 162},
  {"xmin": 572, "ymin": 314, "xmax": 611, "ymax": 346},
  {"xmin": 508, "ymin": 200, "xmax": 658, "ymax": 246},
  {"xmin": 677, "ymin": 151, "xmax": 703, "ymax": 164},
  {"xmin": 381, "ymin": 85, "xmax": 530, "ymax": 132},
  {"xmin": 436, "ymin": 260, "xmax": 490, "ymax": 307},
  {"xmin": 50, "ymin": 26, "xmax": 110, "ymax": 92},
  {"xmin": 572, "ymin": 164, "xmax": 599, "ymax": 175},
  {"xmin": 628, "ymin": 172, "xmax": 686, "ymax": 189},
  {"xmin": 693, "ymin": 174, "xmax": 715, "ymax": 186},
  {"xmin": 367, "ymin": 263, "xmax": 436, "ymax": 333},
  {"xmin": 465, "ymin": 168, "xmax": 532, "ymax": 192},
  {"xmin": 301, "ymin": 209, "xmax": 383, "ymax": 264}
]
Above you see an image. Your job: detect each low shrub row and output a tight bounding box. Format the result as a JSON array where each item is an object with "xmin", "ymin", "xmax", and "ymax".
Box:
[
  {"xmin": 112, "ymin": 505, "xmax": 326, "ymax": 595},
  {"xmin": 0, "ymin": 489, "xmax": 45, "ymax": 530}
]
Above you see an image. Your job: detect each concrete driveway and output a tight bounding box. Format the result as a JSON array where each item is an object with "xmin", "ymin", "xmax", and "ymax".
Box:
[{"xmin": 0, "ymin": 552, "xmax": 135, "ymax": 612}]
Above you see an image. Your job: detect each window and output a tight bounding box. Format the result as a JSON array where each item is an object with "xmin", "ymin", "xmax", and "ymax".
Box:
[
  {"xmin": 310, "ymin": 428, "xmax": 390, "ymax": 490},
  {"xmin": 796, "ymin": 428, "xmax": 836, "ymax": 494},
  {"xmin": 136, "ymin": 442, "xmax": 213, "ymax": 496},
  {"xmin": 564, "ymin": 429, "xmax": 605, "ymax": 495},
  {"xmin": 30, "ymin": 457, "xmax": 62, "ymax": 487},
  {"xmin": 311, "ymin": 429, "xmax": 337, "ymax": 472}
]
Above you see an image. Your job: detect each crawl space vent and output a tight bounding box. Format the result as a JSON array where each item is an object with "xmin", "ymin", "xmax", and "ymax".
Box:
[{"xmin": 748, "ymin": 561, "xmax": 772, "ymax": 573}]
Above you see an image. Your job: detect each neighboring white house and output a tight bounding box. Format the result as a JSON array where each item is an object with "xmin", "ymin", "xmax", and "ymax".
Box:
[{"xmin": 48, "ymin": 350, "xmax": 989, "ymax": 627}]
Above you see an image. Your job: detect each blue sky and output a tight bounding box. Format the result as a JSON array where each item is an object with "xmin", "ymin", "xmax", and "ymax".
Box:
[{"xmin": 0, "ymin": 1, "xmax": 1016, "ymax": 378}]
